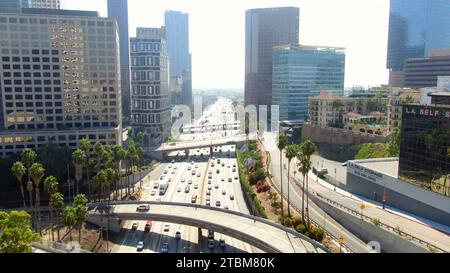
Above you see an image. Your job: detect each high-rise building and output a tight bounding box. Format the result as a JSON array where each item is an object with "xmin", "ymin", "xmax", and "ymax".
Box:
[
  {"xmin": 130, "ymin": 27, "xmax": 171, "ymax": 148},
  {"xmin": 404, "ymin": 51, "xmax": 450, "ymax": 88},
  {"xmin": 164, "ymin": 10, "xmax": 192, "ymax": 108},
  {"xmin": 107, "ymin": 0, "xmax": 131, "ymax": 122},
  {"xmin": 0, "ymin": 0, "xmax": 22, "ymax": 13},
  {"xmin": 273, "ymin": 45, "xmax": 345, "ymax": 122},
  {"xmin": 387, "ymin": 0, "xmax": 450, "ymax": 87},
  {"xmin": 0, "ymin": 0, "xmax": 60, "ymax": 13},
  {"xmin": 399, "ymin": 94, "xmax": 450, "ymax": 197},
  {"xmin": 0, "ymin": 9, "xmax": 123, "ymax": 157},
  {"xmin": 26, "ymin": 0, "xmax": 60, "ymax": 9},
  {"xmin": 245, "ymin": 7, "xmax": 299, "ymax": 120}
]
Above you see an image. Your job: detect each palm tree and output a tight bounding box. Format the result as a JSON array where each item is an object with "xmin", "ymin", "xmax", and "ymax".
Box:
[
  {"xmin": 112, "ymin": 146, "xmax": 126, "ymax": 199},
  {"xmin": 30, "ymin": 163, "xmax": 45, "ymax": 234},
  {"xmin": 62, "ymin": 205, "xmax": 77, "ymax": 242},
  {"xmin": 21, "ymin": 148, "xmax": 37, "ymax": 226},
  {"xmin": 11, "ymin": 162, "xmax": 27, "ymax": 208},
  {"xmin": 72, "ymin": 149, "xmax": 87, "ymax": 195},
  {"xmin": 79, "ymin": 138, "xmax": 92, "ymax": 199},
  {"xmin": 49, "ymin": 192, "xmax": 64, "ymax": 241},
  {"xmin": 73, "ymin": 194, "xmax": 88, "ymax": 243},
  {"xmin": 300, "ymin": 140, "xmax": 317, "ymax": 225},
  {"xmin": 93, "ymin": 171, "xmax": 108, "ymax": 201},
  {"xmin": 135, "ymin": 145, "xmax": 144, "ymax": 189},
  {"xmin": 44, "ymin": 176, "xmax": 58, "ymax": 241},
  {"xmin": 285, "ymin": 145, "xmax": 299, "ymax": 218},
  {"xmin": 127, "ymin": 145, "xmax": 136, "ymax": 194},
  {"xmin": 297, "ymin": 153, "xmax": 309, "ymax": 222},
  {"xmin": 277, "ymin": 135, "xmax": 289, "ymax": 216}
]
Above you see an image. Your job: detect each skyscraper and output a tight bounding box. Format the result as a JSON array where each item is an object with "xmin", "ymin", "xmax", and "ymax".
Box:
[
  {"xmin": 245, "ymin": 7, "xmax": 299, "ymax": 118},
  {"xmin": 26, "ymin": 0, "xmax": 60, "ymax": 9},
  {"xmin": 387, "ymin": 0, "xmax": 450, "ymax": 87},
  {"xmin": 165, "ymin": 10, "xmax": 192, "ymax": 108},
  {"xmin": 130, "ymin": 27, "xmax": 171, "ymax": 148},
  {"xmin": 0, "ymin": 0, "xmax": 22, "ymax": 13},
  {"xmin": 273, "ymin": 45, "xmax": 345, "ymax": 122},
  {"xmin": 107, "ymin": 0, "xmax": 131, "ymax": 122},
  {"xmin": 0, "ymin": 8, "xmax": 123, "ymax": 157}
]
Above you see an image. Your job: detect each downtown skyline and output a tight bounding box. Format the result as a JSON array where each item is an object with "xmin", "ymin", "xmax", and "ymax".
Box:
[{"xmin": 63, "ymin": 0, "xmax": 391, "ymax": 90}]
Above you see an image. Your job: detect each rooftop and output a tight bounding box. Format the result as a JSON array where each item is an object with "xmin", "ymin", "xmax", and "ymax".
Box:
[
  {"xmin": 274, "ymin": 44, "xmax": 346, "ymax": 52},
  {"xmin": 351, "ymin": 158, "xmax": 399, "ymax": 178},
  {"xmin": 21, "ymin": 8, "xmax": 98, "ymax": 17}
]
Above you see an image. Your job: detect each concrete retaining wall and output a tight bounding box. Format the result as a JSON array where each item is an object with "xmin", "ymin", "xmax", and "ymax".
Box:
[
  {"xmin": 309, "ymin": 193, "xmax": 429, "ymax": 253},
  {"xmin": 302, "ymin": 124, "xmax": 388, "ymax": 145}
]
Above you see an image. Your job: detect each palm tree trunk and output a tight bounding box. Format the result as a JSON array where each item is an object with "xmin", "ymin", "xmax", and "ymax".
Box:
[
  {"xmin": 86, "ymin": 161, "xmax": 91, "ymax": 201},
  {"xmin": 287, "ymin": 160, "xmax": 291, "ymax": 218},
  {"xmin": 19, "ymin": 185, "xmax": 26, "ymax": 208},
  {"xmin": 279, "ymin": 150, "xmax": 283, "ymax": 216},
  {"xmin": 49, "ymin": 209, "xmax": 54, "ymax": 242},
  {"xmin": 76, "ymin": 179, "xmax": 80, "ymax": 195},
  {"xmin": 306, "ymin": 175, "xmax": 310, "ymax": 225},
  {"xmin": 302, "ymin": 173, "xmax": 305, "ymax": 222},
  {"xmin": 35, "ymin": 188, "xmax": 41, "ymax": 234},
  {"xmin": 78, "ymin": 227, "xmax": 82, "ymax": 244},
  {"xmin": 28, "ymin": 190, "xmax": 34, "ymax": 230},
  {"xmin": 57, "ymin": 211, "xmax": 61, "ymax": 241}
]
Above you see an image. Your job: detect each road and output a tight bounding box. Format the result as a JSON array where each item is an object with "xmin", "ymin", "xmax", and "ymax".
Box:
[
  {"xmin": 263, "ymin": 132, "xmax": 450, "ymax": 252},
  {"xmin": 261, "ymin": 132, "xmax": 370, "ymax": 253},
  {"xmin": 115, "ymin": 98, "xmax": 261, "ymax": 253}
]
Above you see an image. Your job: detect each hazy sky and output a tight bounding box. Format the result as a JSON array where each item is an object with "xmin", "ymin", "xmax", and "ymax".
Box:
[{"xmin": 63, "ymin": 0, "xmax": 390, "ymax": 89}]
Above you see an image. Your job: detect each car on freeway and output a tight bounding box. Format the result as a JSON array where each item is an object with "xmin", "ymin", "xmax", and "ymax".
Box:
[
  {"xmin": 208, "ymin": 171, "xmax": 212, "ymax": 175},
  {"xmin": 342, "ymin": 162, "xmax": 348, "ymax": 167},
  {"xmin": 174, "ymin": 166, "xmax": 177, "ymax": 170},
  {"xmin": 197, "ymin": 173, "xmax": 201, "ymax": 178},
  {"xmin": 222, "ymin": 190, "xmax": 226, "ymax": 195},
  {"xmin": 221, "ymin": 178, "xmax": 225, "ymax": 182},
  {"xmin": 171, "ymin": 171, "xmax": 176, "ymax": 175},
  {"xmin": 160, "ymin": 243, "xmax": 169, "ymax": 253},
  {"xmin": 206, "ymin": 190, "xmax": 211, "ymax": 196},
  {"xmin": 216, "ymin": 169, "xmax": 220, "ymax": 174},
  {"xmin": 195, "ymin": 164, "xmax": 199, "ymax": 169},
  {"xmin": 171, "ymin": 159, "xmax": 175, "ymax": 163},
  {"xmin": 207, "ymin": 240, "xmax": 215, "ymax": 249},
  {"xmin": 160, "ymin": 176, "xmax": 164, "ymax": 180},
  {"xmin": 194, "ymin": 184, "xmax": 199, "ymax": 189},
  {"xmin": 228, "ymin": 178, "xmax": 232, "ymax": 183},
  {"xmin": 188, "ymin": 180, "xmax": 193, "ymax": 185},
  {"xmin": 216, "ymin": 201, "xmax": 221, "ymax": 207},
  {"xmin": 221, "ymin": 163, "xmax": 225, "ymax": 167},
  {"xmin": 168, "ymin": 165, "xmax": 172, "ymax": 169},
  {"xmin": 219, "ymin": 239, "xmax": 226, "ymax": 248},
  {"xmin": 132, "ymin": 222, "xmax": 139, "ymax": 231},
  {"xmin": 319, "ymin": 168, "xmax": 329, "ymax": 175},
  {"xmin": 208, "ymin": 230, "xmax": 214, "ymax": 240},
  {"xmin": 208, "ymin": 180, "xmax": 212, "ymax": 185},
  {"xmin": 181, "ymin": 178, "xmax": 186, "ymax": 183},
  {"xmin": 215, "ymin": 184, "xmax": 219, "ymax": 189},
  {"xmin": 191, "ymin": 170, "xmax": 196, "ymax": 175},
  {"xmin": 150, "ymin": 190, "xmax": 156, "ymax": 196},
  {"xmin": 207, "ymin": 185, "xmax": 212, "ymax": 190},
  {"xmin": 191, "ymin": 195, "xmax": 197, "ymax": 203},
  {"xmin": 164, "ymin": 224, "xmax": 171, "ymax": 232},
  {"xmin": 224, "ymin": 205, "xmax": 229, "ymax": 210},
  {"xmin": 234, "ymin": 176, "xmax": 238, "ymax": 180},
  {"xmin": 208, "ymin": 174, "xmax": 212, "ymax": 179},
  {"xmin": 163, "ymin": 170, "xmax": 168, "ymax": 175},
  {"xmin": 136, "ymin": 204, "xmax": 150, "ymax": 212},
  {"xmin": 191, "ymin": 161, "xmax": 195, "ymax": 165},
  {"xmin": 168, "ymin": 178, "xmax": 172, "ymax": 183},
  {"xmin": 232, "ymin": 168, "xmax": 236, "ymax": 173},
  {"xmin": 144, "ymin": 220, "xmax": 152, "ymax": 232},
  {"xmin": 230, "ymin": 195, "xmax": 235, "ymax": 201},
  {"xmin": 185, "ymin": 186, "xmax": 190, "ymax": 193},
  {"xmin": 177, "ymin": 188, "xmax": 181, "ymax": 193},
  {"xmin": 136, "ymin": 241, "xmax": 144, "ymax": 252},
  {"xmin": 175, "ymin": 231, "xmax": 181, "ymax": 240},
  {"xmin": 187, "ymin": 166, "xmax": 191, "ymax": 171},
  {"xmin": 206, "ymin": 200, "xmax": 211, "ymax": 206}
]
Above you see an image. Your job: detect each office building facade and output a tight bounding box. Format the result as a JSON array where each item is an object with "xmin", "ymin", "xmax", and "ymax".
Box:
[
  {"xmin": 0, "ymin": 0, "xmax": 59, "ymax": 13},
  {"xmin": 245, "ymin": 7, "xmax": 299, "ymax": 117},
  {"xmin": 0, "ymin": 9, "xmax": 123, "ymax": 157},
  {"xmin": 404, "ymin": 52, "xmax": 450, "ymax": 88},
  {"xmin": 130, "ymin": 27, "xmax": 171, "ymax": 148},
  {"xmin": 273, "ymin": 45, "xmax": 345, "ymax": 122},
  {"xmin": 107, "ymin": 0, "xmax": 131, "ymax": 122},
  {"xmin": 399, "ymin": 100, "xmax": 450, "ymax": 197},
  {"xmin": 387, "ymin": 0, "xmax": 450, "ymax": 87},
  {"xmin": 164, "ymin": 10, "xmax": 192, "ymax": 107}
]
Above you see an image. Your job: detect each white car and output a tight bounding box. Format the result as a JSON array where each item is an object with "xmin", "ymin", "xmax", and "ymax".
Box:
[
  {"xmin": 194, "ymin": 184, "xmax": 199, "ymax": 189},
  {"xmin": 164, "ymin": 224, "xmax": 171, "ymax": 232},
  {"xmin": 150, "ymin": 190, "xmax": 156, "ymax": 196},
  {"xmin": 215, "ymin": 184, "xmax": 219, "ymax": 189},
  {"xmin": 153, "ymin": 183, "xmax": 159, "ymax": 189},
  {"xmin": 136, "ymin": 204, "xmax": 150, "ymax": 212},
  {"xmin": 177, "ymin": 188, "xmax": 181, "ymax": 193},
  {"xmin": 181, "ymin": 178, "xmax": 186, "ymax": 183},
  {"xmin": 136, "ymin": 241, "xmax": 144, "ymax": 252}
]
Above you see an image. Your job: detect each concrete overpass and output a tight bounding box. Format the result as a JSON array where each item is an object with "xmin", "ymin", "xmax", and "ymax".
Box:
[
  {"xmin": 182, "ymin": 121, "xmax": 241, "ymax": 133},
  {"xmin": 88, "ymin": 201, "xmax": 329, "ymax": 253}
]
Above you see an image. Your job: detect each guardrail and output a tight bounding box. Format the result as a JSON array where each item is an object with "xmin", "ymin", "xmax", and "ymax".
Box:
[
  {"xmin": 314, "ymin": 192, "xmax": 447, "ymax": 253},
  {"xmin": 261, "ymin": 144, "xmax": 353, "ymax": 253},
  {"xmin": 32, "ymin": 240, "xmax": 91, "ymax": 253}
]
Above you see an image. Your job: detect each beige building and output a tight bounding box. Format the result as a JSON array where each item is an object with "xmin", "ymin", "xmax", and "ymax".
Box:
[
  {"xmin": 308, "ymin": 91, "xmax": 342, "ymax": 128},
  {"xmin": 387, "ymin": 88, "xmax": 421, "ymax": 134},
  {"xmin": 0, "ymin": 9, "xmax": 122, "ymax": 157}
]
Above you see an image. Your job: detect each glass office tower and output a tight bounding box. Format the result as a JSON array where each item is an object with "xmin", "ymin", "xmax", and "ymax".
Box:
[
  {"xmin": 107, "ymin": 0, "xmax": 131, "ymax": 122},
  {"xmin": 164, "ymin": 10, "xmax": 192, "ymax": 107},
  {"xmin": 272, "ymin": 45, "xmax": 345, "ymax": 122},
  {"xmin": 245, "ymin": 7, "xmax": 299, "ymax": 115},
  {"xmin": 387, "ymin": 0, "xmax": 450, "ymax": 86}
]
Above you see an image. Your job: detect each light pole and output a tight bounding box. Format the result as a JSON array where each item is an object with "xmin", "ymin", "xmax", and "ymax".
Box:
[
  {"xmin": 334, "ymin": 168, "xmax": 337, "ymax": 191},
  {"xmin": 316, "ymin": 162, "xmax": 319, "ymax": 182}
]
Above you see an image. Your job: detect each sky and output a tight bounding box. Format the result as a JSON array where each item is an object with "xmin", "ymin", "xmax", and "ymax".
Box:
[{"xmin": 63, "ymin": 0, "xmax": 391, "ymax": 89}]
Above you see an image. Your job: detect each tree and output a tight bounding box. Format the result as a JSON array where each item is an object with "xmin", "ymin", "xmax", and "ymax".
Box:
[
  {"xmin": 49, "ymin": 192, "xmax": 64, "ymax": 242},
  {"xmin": 29, "ymin": 163, "xmax": 45, "ymax": 234},
  {"xmin": 72, "ymin": 149, "xmax": 87, "ymax": 195},
  {"xmin": 73, "ymin": 194, "xmax": 88, "ymax": 243},
  {"xmin": 93, "ymin": 171, "xmax": 108, "ymax": 201},
  {"xmin": 44, "ymin": 176, "xmax": 59, "ymax": 241},
  {"xmin": 79, "ymin": 138, "xmax": 92, "ymax": 199},
  {"xmin": 388, "ymin": 127, "xmax": 401, "ymax": 157},
  {"xmin": 277, "ymin": 134, "xmax": 289, "ymax": 216},
  {"xmin": 61, "ymin": 206, "xmax": 77, "ymax": 242},
  {"xmin": 21, "ymin": 148, "xmax": 37, "ymax": 227},
  {"xmin": 11, "ymin": 162, "xmax": 27, "ymax": 208},
  {"xmin": 285, "ymin": 145, "xmax": 299, "ymax": 218},
  {"xmin": 0, "ymin": 210, "xmax": 40, "ymax": 253},
  {"xmin": 299, "ymin": 140, "xmax": 317, "ymax": 224}
]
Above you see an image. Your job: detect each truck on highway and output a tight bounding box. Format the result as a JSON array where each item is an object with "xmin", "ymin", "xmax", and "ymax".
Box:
[{"xmin": 159, "ymin": 182, "xmax": 168, "ymax": 196}]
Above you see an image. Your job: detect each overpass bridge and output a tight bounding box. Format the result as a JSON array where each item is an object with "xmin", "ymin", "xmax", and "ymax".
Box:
[
  {"xmin": 88, "ymin": 201, "xmax": 329, "ymax": 253},
  {"xmin": 182, "ymin": 121, "xmax": 241, "ymax": 133}
]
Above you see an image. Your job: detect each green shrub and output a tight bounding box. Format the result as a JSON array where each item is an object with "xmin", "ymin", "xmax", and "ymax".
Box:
[
  {"xmin": 312, "ymin": 227, "xmax": 325, "ymax": 242},
  {"xmin": 283, "ymin": 217, "xmax": 293, "ymax": 227},
  {"xmin": 372, "ymin": 218, "xmax": 381, "ymax": 227},
  {"xmin": 291, "ymin": 216, "xmax": 301, "ymax": 227},
  {"xmin": 295, "ymin": 224, "xmax": 307, "ymax": 234}
]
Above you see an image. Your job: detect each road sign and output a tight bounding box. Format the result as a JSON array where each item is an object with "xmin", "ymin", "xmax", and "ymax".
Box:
[
  {"xmin": 360, "ymin": 203, "xmax": 366, "ymax": 210},
  {"xmin": 338, "ymin": 236, "xmax": 345, "ymax": 244}
]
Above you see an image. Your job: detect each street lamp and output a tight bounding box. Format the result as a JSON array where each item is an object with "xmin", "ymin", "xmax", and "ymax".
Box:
[{"xmin": 316, "ymin": 162, "xmax": 319, "ymax": 182}]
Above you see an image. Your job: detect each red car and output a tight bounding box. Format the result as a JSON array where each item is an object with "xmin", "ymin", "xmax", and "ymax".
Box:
[
  {"xmin": 206, "ymin": 191, "xmax": 211, "ymax": 196},
  {"xmin": 230, "ymin": 195, "xmax": 235, "ymax": 201},
  {"xmin": 144, "ymin": 220, "xmax": 152, "ymax": 232}
]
